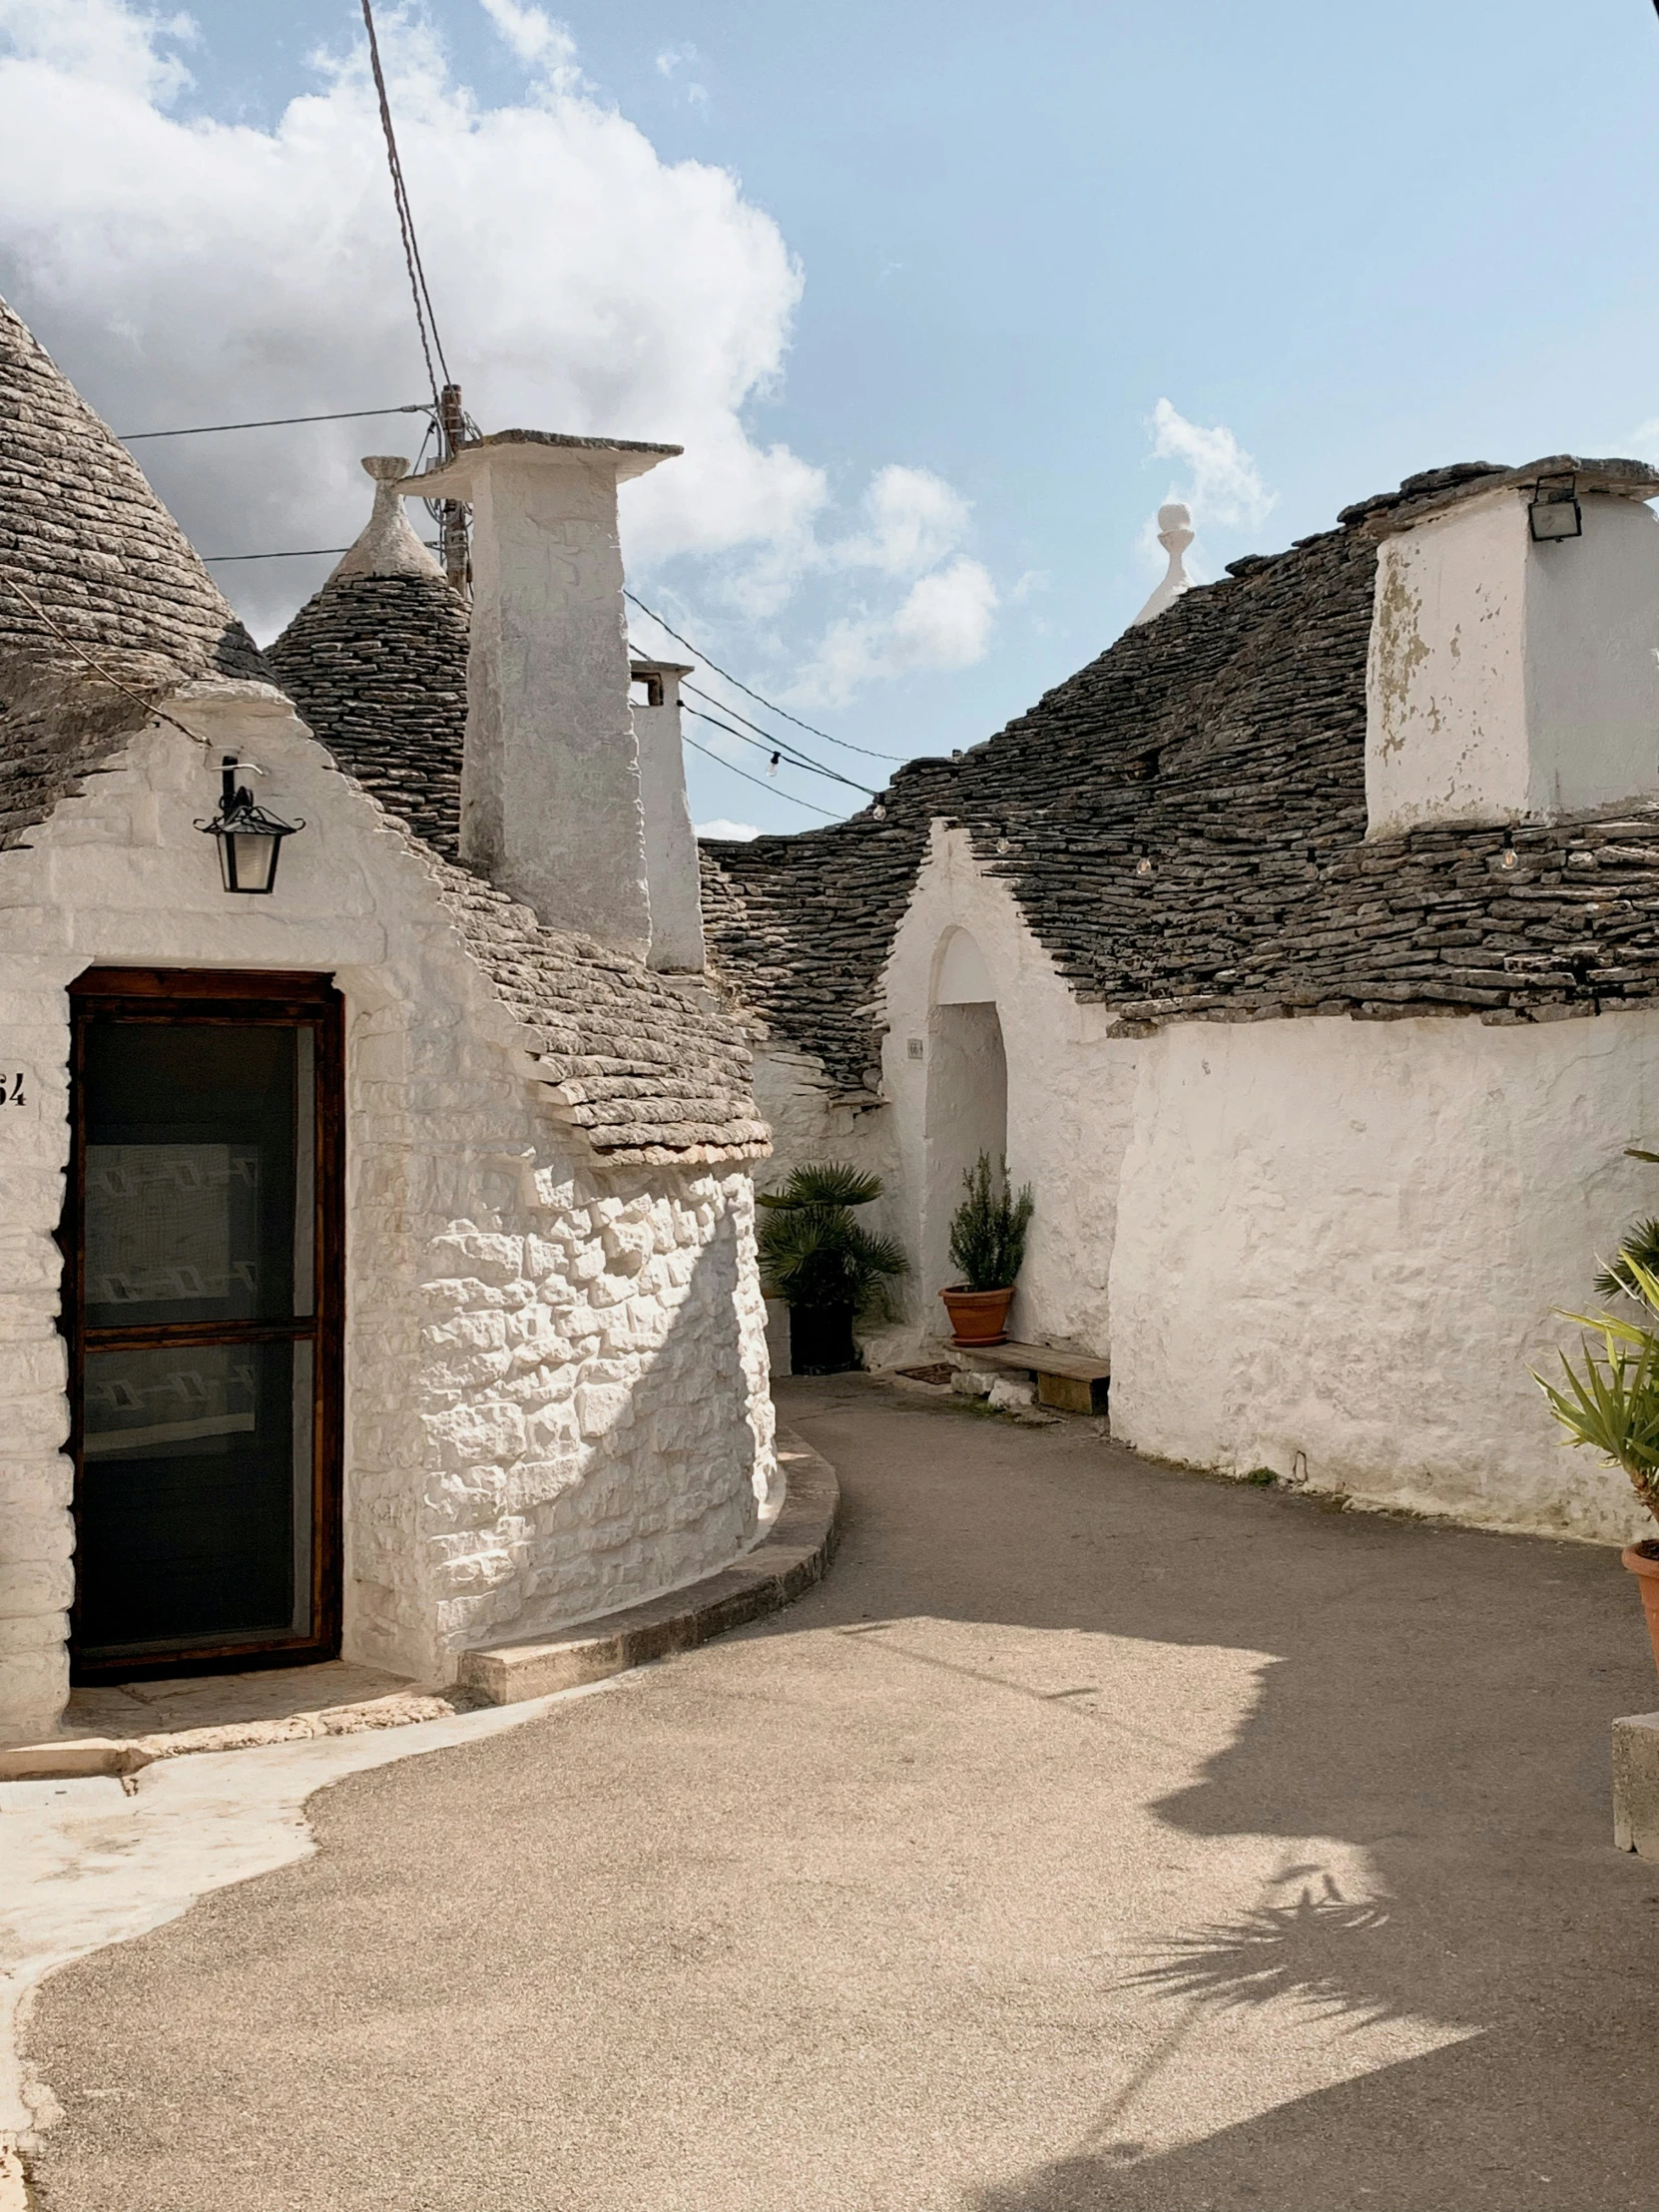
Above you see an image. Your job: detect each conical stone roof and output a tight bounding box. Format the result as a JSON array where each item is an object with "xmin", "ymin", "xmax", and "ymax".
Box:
[
  {"xmin": 0, "ymin": 291, "xmax": 268, "ymax": 848},
  {"xmin": 266, "ymin": 458, "xmax": 469, "ymax": 856},
  {"xmin": 0, "ymin": 305, "xmax": 766, "ymax": 1163}
]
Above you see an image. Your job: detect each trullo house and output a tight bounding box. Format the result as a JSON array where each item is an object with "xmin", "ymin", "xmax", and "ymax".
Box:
[
  {"xmin": 700, "ymin": 459, "xmax": 1659, "ymax": 1550},
  {"xmin": 0, "ymin": 296, "xmax": 775, "ymax": 1749}
]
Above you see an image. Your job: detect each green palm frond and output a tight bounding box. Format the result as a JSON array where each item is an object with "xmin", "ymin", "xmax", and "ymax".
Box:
[
  {"xmin": 758, "ymin": 1162, "xmax": 884, "ymax": 1211},
  {"xmin": 755, "ymin": 1160, "xmax": 907, "ymax": 1314},
  {"xmin": 1593, "ymin": 1219, "xmax": 1659, "ymax": 1302}
]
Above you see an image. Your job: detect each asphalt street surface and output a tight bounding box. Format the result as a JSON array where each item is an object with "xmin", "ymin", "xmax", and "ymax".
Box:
[{"xmin": 26, "ymin": 1377, "xmax": 1659, "ymax": 2211}]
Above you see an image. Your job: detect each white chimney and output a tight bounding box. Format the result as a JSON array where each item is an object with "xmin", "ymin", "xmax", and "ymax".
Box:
[
  {"xmin": 1365, "ymin": 457, "xmax": 1659, "ymax": 837},
  {"xmin": 629, "ymin": 657, "xmax": 706, "ymax": 974},
  {"xmin": 404, "ymin": 431, "xmax": 680, "ymax": 958}
]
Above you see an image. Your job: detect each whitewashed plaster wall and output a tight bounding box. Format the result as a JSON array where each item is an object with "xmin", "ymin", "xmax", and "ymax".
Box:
[
  {"xmin": 749, "ymin": 825, "xmax": 1136, "ymax": 1360},
  {"xmin": 1367, "ymin": 487, "xmax": 1659, "ymax": 836},
  {"xmin": 1108, "ymin": 1008, "xmax": 1659, "ymax": 1544},
  {"xmin": 0, "ymin": 687, "xmax": 773, "ymax": 1746},
  {"xmin": 878, "ymin": 823, "xmax": 1135, "ymax": 1355}
]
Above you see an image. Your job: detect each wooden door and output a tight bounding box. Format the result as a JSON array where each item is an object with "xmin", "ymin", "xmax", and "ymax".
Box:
[{"xmin": 62, "ymin": 969, "xmax": 344, "ymax": 1679}]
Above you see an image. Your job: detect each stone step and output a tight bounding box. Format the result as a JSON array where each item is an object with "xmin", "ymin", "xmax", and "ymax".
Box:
[{"xmin": 455, "ymin": 1427, "xmax": 841, "ymax": 1705}]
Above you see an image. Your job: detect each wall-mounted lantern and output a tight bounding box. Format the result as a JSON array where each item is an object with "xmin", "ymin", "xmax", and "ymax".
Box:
[
  {"xmin": 197, "ymin": 755, "xmax": 303, "ymax": 894},
  {"xmin": 1528, "ymin": 470, "xmax": 1582, "ymax": 544}
]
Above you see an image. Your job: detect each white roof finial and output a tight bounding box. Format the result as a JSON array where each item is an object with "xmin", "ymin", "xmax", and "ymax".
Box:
[
  {"xmin": 1131, "ymin": 501, "xmax": 1194, "ymax": 627},
  {"xmin": 326, "ymin": 455, "xmax": 446, "ymax": 584}
]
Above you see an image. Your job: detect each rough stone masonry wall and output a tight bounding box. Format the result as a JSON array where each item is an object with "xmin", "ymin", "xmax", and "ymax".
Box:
[{"xmin": 0, "ymin": 706, "xmax": 773, "ymax": 1745}]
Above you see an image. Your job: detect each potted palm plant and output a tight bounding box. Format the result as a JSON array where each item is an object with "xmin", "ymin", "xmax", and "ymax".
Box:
[
  {"xmin": 757, "ymin": 1162, "xmax": 907, "ymax": 1376},
  {"xmin": 1535, "ymin": 1233, "xmax": 1659, "ymax": 1676},
  {"xmin": 940, "ymin": 1152, "xmax": 1034, "ymax": 1348}
]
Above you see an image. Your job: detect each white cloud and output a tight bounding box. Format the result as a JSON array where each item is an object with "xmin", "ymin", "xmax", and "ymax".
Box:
[
  {"xmin": 477, "ymin": 0, "xmax": 576, "ymax": 74},
  {"xmin": 1146, "ymin": 398, "xmax": 1276, "ymax": 551},
  {"xmin": 656, "ymin": 42, "xmax": 697, "ymax": 77},
  {"xmin": 694, "ymin": 818, "xmax": 760, "ymax": 840},
  {"xmin": 0, "ymin": 0, "xmax": 990, "ymax": 705},
  {"xmin": 0, "ymin": 0, "xmax": 192, "ymax": 97},
  {"xmin": 795, "ymin": 557, "xmax": 998, "ymax": 709},
  {"xmin": 832, "ymin": 465, "xmax": 969, "ymax": 578}
]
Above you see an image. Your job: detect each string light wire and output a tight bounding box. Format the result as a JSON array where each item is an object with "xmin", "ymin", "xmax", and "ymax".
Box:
[
  {"xmin": 680, "ymin": 731, "xmax": 836, "ymax": 819},
  {"xmin": 624, "ymin": 589, "xmax": 901, "ymax": 763}
]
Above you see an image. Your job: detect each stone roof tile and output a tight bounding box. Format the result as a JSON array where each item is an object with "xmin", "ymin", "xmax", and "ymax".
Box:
[
  {"xmin": 0, "ymin": 294, "xmax": 764, "ymax": 1166},
  {"xmin": 702, "ymin": 464, "xmax": 1659, "ymax": 1084}
]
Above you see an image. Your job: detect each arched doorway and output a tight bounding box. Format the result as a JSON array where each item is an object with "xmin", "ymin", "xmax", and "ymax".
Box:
[{"xmin": 922, "ymin": 928, "xmax": 1008, "ymax": 1309}]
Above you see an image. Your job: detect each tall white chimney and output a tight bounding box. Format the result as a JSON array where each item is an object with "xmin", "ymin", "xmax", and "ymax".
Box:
[
  {"xmin": 629, "ymin": 656, "xmax": 706, "ymax": 974},
  {"xmin": 1365, "ymin": 457, "xmax": 1659, "ymax": 837},
  {"xmin": 404, "ymin": 430, "xmax": 680, "ymax": 958}
]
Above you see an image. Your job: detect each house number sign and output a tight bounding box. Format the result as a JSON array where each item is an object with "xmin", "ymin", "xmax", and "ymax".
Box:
[{"xmin": 0, "ymin": 1073, "xmax": 24, "ymax": 1106}]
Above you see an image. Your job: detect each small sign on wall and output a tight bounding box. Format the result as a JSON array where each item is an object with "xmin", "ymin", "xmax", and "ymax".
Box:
[
  {"xmin": 0, "ymin": 1072, "xmax": 25, "ymax": 1106},
  {"xmin": 906, "ymin": 1038, "xmax": 924, "ymax": 1061}
]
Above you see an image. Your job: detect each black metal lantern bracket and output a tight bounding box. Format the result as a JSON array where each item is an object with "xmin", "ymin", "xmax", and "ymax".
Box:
[
  {"xmin": 1528, "ymin": 469, "xmax": 1583, "ymax": 544},
  {"xmin": 196, "ymin": 754, "xmax": 304, "ymax": 894}
]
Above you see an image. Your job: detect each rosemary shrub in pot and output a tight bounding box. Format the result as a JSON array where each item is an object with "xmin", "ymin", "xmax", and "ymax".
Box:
[
  {"xmin": 1536, "ymin": 1170, "xmax": 1659, "ymax": 1673},
  {"xmin": 941, "ymin": 1152, "xmax": 1034, "ymax": 1347},
  {"xmin": 757, "ymin": 1162, "xmax": 907, "ymax": 1376}
]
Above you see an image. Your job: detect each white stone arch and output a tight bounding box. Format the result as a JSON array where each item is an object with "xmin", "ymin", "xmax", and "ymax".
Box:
[{"xmin": 922, "ymin": 925, "xmax": 1008, "ymax": 1306}]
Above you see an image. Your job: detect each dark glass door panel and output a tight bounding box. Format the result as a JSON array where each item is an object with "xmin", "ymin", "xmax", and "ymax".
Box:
[
  {"xmin": 77, "ymin": 1341, "xmax": 313, "ymax": 1659},
  {"xmin": 82, "ymin": 1022, "xmax": 313, "ymax": 1328},
  {"xmin": 65, "ymin": 973, "xmax": 341, "ymax": 1679}
]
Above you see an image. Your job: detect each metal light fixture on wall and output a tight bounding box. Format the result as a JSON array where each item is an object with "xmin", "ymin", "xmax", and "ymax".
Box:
[
  {"xmin": 197, "ymin": 755, "xmax": 303, "ymax": 894},
  {"xmin": 1528, "ymin": 469, "xmax": 1582, "ymax": 544}
]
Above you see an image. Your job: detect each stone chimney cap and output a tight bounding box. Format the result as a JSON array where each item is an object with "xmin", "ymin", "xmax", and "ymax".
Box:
[
  {"xmin": 1357, "ymin": 455, "xmax": 1659, "ymax": 539},
  {"xmin": 403, "ymin": 428, "xmax": 683, "ymax": 497},
  {"xmin": 631, "ymin": 655, "xmax": 695, "ymax": 678}
]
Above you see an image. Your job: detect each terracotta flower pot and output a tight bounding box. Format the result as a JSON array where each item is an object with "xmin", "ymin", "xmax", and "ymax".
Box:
[
  {"xmin": 940, "ymin": 1285, "xmax": 1015, "ymax": 1347},
  {"xmin": 1623, "ymin": 1540, "xmax": 1659, "ymax": 1677}
]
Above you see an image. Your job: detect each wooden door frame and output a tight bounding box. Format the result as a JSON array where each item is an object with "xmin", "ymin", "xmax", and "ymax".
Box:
[{"xmin": 61, "ymin": 967, "xmax": 346, "ymax": 1681}]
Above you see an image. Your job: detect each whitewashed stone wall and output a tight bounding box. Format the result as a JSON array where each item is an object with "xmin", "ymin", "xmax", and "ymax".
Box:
[
  {"xmin": 0, "ymin": 686, "xmax": 773, "ymax": 1745},
  {"xmin": 751, "ymin": 824, "xmax": 1137, "ymax": 1364},
  {"xmin": 1108, "ymin": 1009, "xmax": 1659, "ymax": 1544},
  {"xmin": 752, "ymin": 817, "xmax": 1659, "ymax": 1543}
]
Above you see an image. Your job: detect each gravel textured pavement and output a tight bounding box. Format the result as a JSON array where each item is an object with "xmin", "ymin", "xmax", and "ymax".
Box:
[{"xmin": 24, "ymin": 1376, "xmax": 1659, "ymax": 2211}]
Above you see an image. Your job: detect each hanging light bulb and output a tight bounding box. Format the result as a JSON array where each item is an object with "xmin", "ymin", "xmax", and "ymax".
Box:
[{"xmin": 767, "ymin": 751, "xmax": 781, "ymax": 779}]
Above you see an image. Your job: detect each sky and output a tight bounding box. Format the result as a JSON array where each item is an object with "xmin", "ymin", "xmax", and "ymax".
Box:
[{"xmin": 3, "ymin": 1, "xmax": 1659, "ymax": 836}]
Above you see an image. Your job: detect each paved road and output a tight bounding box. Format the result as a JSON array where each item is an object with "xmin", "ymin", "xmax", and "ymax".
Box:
[{"xmin": 26, "ymin": 1379, "xmax": 1659, "ymax": 2211}]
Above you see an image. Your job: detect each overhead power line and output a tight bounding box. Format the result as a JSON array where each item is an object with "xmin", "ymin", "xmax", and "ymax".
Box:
[
  {"xmin": 624, "ymin": 589, "xmax": 902, "ymax": 763},
  {"xmin": 681, "ymin": 703, "xmax": 874, "ymax": 799},
  {"xmin": 201, "ymin": 541, "xmax": 441, "ymax": 562},
  {"xmin": 361, "ymin": 0, "xmax": 451, "ymax": 414},
  {"xmin": 681, "ymin": 731, "xmax": 836, "ymax": 819},
  {"xmin": 119, "ymin": 404, "xmax": 431, "ymax": 441}
]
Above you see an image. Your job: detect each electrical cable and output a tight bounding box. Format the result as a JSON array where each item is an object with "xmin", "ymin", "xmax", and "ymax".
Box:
[
  {"xmin": 201, "ymin": 542, "xmax": 442, "ymax": 562},
  {"xmin": 119, "ymin": 404, "xmax": 431, "ymax": 440},
  {"xmin": 680, "ymin": 732, "xmax": 838, "ymax": 818},
  {"xmin": 0, "ymin": 572, "xmax": 209, "ymax": 750},
  {"xmin": 361, "ymin": 0, "xmax": 451, "ymax": 411},
  {"xmin": 677, "ymin": 677, "xmax": 884, "ymax": 786},
  {"xmin": 681, "ymin": 703, "xmax": 874, "ymax": 798},
  {"xmin": 624, "ymin": 589, "xmax": 902, "ymax": 762}
]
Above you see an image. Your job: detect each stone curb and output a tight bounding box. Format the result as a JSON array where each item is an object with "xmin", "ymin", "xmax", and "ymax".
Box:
[
  {"xmin": 0, "ymin": 1691, "xmax": 472, "ymax": 1786},
  {"xmin": 0, "ymin": 1427, "xmax": 838, "ymax": 1782},
  {"xmin": 456, "ymin": 1425, "xmax": 841, "ymax": 1705}
]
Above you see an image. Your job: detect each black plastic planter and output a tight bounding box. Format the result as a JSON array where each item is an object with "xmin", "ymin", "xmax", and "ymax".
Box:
[{"xmin": 789, "ymin": 1304, "xmax": 858, "ymax": 1376}]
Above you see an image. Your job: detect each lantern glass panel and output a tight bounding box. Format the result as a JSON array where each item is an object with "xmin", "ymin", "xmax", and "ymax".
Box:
[{"xmin": 227, "ymin": 830, "xmax": 279, "ymax": 893}]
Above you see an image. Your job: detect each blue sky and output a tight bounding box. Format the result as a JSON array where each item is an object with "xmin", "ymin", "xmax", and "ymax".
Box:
[{"xmin": 4, "ymin": 1, "xmax": 1659, "ymax": 832}]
